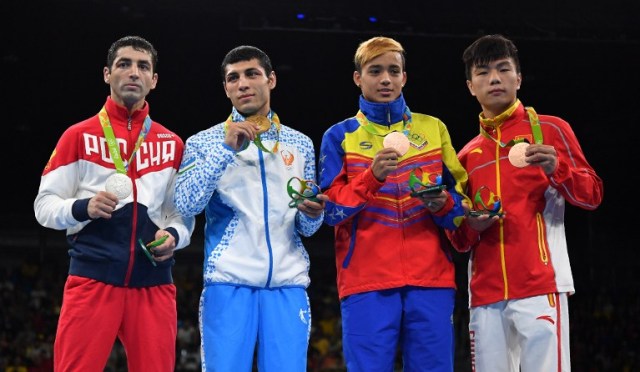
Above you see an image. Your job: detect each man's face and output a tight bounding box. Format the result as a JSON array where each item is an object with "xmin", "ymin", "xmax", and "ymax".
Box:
[
  {"xmin": 353, "ymin": 51, "xmax": 406, "ymax": 103},
  {"xmin": 466, "ymin": 57, "xmax": 522, "ymax": 118},
  {"xmin": 103, "ymin": 46, "xmax": 157, "ymax": 111},
  {"xmin": 223, "ymin": 58, "xmax": 275, "ymax": 117}
]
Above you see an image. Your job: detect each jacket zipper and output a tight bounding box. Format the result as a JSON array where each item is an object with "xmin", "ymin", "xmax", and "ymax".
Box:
[{"xmin": 124, "ymin": 115, "xmax": 136, "ymax": 286}]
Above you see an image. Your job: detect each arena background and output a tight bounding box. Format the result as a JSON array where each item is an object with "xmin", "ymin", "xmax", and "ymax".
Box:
[{"xmin": 2, "ymin": 0, "xmax": 638, "ymax": 370}]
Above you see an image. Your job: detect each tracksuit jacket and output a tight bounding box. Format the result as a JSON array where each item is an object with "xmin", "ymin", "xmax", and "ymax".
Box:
[
  {"xmin": 448, "ymin": 102, "xmax": 603, "ymax": 307},
  {"xmin": 319, "ymin": 94, "xmax": 468, "ymax": 299},
  {"xmin": 34, "ymin": 97, "xmax": 194, "ymax": 287},
  {"xmin": 174, "ymin": 108, "xmax": 323, "ymax": 289}
]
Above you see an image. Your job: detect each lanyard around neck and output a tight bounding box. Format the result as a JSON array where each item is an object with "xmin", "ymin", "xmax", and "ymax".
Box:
[
  {"xmin": 98, "ymin": 106, "xmax": 152, "ymax": 174},
  {"xmin": 480, "ymin": 104, "xmax": 544, "ymax": 147}
]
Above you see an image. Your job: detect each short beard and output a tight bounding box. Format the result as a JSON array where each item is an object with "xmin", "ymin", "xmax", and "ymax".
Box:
[{"xmin": 121, "ymin": 94, "xmax": 141, "ymax": 110}]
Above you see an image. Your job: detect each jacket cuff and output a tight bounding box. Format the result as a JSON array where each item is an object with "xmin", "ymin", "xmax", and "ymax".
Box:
[
  {"xmin": 362, "ymin": 167, "xmax": 385, "ymax": 194},
  {"xmin": 72, "ymin": 198, "xmax": 92, "ymax": 221}
]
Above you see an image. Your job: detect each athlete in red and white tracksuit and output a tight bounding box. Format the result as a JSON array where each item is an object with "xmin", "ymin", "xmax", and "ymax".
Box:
[
  {"xmin": 452, "ymin": 35, "xmax": 603, "ymax": 372},
  {"xmin": 34, "ymin": 97, "xmax": 195, "ymax": 371}
]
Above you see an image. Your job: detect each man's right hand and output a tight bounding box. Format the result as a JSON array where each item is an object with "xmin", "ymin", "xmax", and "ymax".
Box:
[
  {"xmin": 372, "ymin": 148, "xmax": 402, "ymax": 182},
  {"xmin": 224, "ymin": 121, "xmax": 262, "ymax": 151},
  {"xmin": 88, "ymin": 191, "xmax": 119, "ymax": 219}
]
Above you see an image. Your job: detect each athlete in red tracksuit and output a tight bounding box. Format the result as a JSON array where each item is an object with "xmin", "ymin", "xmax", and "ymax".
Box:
[
  {"xmin": 449, "ymin": 34, "xmax": 603, "ymax": 372},
  {"xmin": 33, "ymin": 36, "xmax": 194, "ymax": 372}
]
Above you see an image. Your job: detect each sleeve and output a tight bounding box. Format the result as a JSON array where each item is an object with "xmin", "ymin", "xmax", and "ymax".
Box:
[
  {"xmin": 547, "ymin": 118, "xmax": 603, "ymax": 210},
  {"xmin": 173, "ymin": 125, "xmax": 236, "ymax": 217},
  {"xmin": 33, "ymin": 127, "xmax": 85, "ymax": 230},
  {"xmin": 318, "ymin": 123, "xmax": 384, "ymax": 226},
  {"xmin": 430, "ymin": 120, "xmax": 470, "ymax": 230},
  {"xmin": 441, "ymin": 130, "xmax": 483, "ymax": 252},
  {"xmin": 295, "ymin": 135, "xmax": 324, "ymax": 237},
  {"xmin": 445, "ymin": 219, "xmax": 481, "ymax": 253},
  {"xmin": 160, "ymin": 143, "xmax": 195, "ymax": 250}
]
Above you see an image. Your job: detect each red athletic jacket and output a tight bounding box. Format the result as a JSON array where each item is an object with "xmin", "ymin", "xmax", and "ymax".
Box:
[{"xmin": 448, "ymin": 103, "xmax": 603, "ymax": 307}]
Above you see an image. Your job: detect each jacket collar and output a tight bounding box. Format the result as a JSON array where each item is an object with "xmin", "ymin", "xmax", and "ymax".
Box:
[
  {"xmin": 104, "ymin": 96, "xmax": 150, "ymax": 126},
  {"xmin": 358, "ymin": 94, "xmax": 406, "ymax": 126}
]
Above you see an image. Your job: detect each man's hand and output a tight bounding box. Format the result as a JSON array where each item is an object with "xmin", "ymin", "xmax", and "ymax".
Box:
[
  {"xmin": 462, "ymin": 202, "xmax": 500, "ymax": 232},
  {"xmin": 148, "ymin": 230, "xmax": 176, "ymax": 263},
  {"xmin": 224, "ymin": 121, "xmax": 262, "ymax": 151},
  {"xmin": 526, "ymin": 144, "xmax": 557, "ymax": 175},
  {"xmin": 417, "ymin": 191, "xmax": 448, "ymax": 213},
  {"xmin": 297, "ymin": 194, "xmax": 329, "ymax": 219},
  {"xmin": 88, "ymin": 191, "xmax": 119, "ymax": 219},
  {"xmin": 372, "ymin": 148, "xmax": 402, "ymax": 182}
]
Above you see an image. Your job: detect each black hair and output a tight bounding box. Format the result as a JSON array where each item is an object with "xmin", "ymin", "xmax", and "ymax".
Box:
[
  {"xmin": 106, "ymin": 35, "xmax": 158, "ymax": 73},
  {"xmin": 462, "ymin": 34, "xmax": 520, "ymax": 80},
  {"xmin": 220, "ymin": 45, "xmax": 272, "ymax": 81}
]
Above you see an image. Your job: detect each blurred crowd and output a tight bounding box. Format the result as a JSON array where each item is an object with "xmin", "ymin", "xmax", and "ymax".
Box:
[{"xmin": 1, "ymin": 249, "xmax": 637, "ymax": 372}]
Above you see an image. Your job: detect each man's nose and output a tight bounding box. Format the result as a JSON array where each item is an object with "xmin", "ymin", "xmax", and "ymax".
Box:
[
  {"xmin": 129, "ymin": 64, "xmax": 140, "ymax": 79},
  {"xmin": 489, "ymin": 69, "xmax": 500, "ymax": 84},
  {"xmin": 380, "ymin": 71, "xmax": 391, "ymax": 84}
]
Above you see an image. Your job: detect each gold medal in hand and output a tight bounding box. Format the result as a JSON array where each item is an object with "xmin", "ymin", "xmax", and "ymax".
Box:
[{"xmin": 246, "ymin": 115, "xmax": 273, "ymax": 152}]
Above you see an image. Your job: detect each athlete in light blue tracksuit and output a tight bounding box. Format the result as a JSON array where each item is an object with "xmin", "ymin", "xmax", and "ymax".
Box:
[{"xmin": 174, "ymin": 45, "xmax": 328, "ymax": 372}]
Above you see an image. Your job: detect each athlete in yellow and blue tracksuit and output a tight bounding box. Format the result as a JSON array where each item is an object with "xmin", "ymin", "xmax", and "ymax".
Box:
[{"xmin": 320, "ymin": 93, "xmax": 468, "ymax": 371}]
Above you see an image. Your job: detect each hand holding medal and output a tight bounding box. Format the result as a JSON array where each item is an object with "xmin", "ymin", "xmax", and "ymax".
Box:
[{"xmin": 246, "ymin": 115, "xmax": 276, "ymax": 153}]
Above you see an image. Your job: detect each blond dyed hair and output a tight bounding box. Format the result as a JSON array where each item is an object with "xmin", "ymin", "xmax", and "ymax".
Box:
[{"xmin": 354, "ymin": 36, "xmax": 405, "ymax": 72}]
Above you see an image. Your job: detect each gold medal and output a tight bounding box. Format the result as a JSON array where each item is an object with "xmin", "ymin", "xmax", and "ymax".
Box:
[{"xmin": 246, "ymin": 115, "xmax": 271, "ymax": 134}]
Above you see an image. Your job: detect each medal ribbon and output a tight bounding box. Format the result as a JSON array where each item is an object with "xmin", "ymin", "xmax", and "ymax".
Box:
[
  {"xmin": 479, "ymin": 100, "xmax": 544, "ymax": 147},
  {"xmin": 98, "ymin": 106, "xmax": 152, "ymax": 174},
  {"xmin": 355, "ymin": 105, "xmax": 412, "ymax": 137},
  {"xmin": 225, "ymin": 110, "xmax": 281, "ymax": 153}
]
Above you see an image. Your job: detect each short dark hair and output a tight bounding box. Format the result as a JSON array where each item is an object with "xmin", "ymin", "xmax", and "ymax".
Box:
[
  {"xmin": 220, "ymin": 45, "xmax": 273, "ymax": 81},
  {"xmin": 462, "ymin": 34, "xmax": 520, "ymax": 80},
  {"xmin": 106, "ymin": 36, "xmax": 158, "ymax": 73}
]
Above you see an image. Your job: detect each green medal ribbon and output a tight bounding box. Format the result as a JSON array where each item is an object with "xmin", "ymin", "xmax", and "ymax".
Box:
[
  {"xmin": 479, "ymin": 102, "xmax": 544, "ymax": 148},
  {"xmin": 98, "ymin": 106, "xmax": 152, "ymax": 174}
]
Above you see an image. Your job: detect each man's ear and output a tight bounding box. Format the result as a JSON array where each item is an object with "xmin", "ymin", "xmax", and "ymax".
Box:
[
  {"xmin": 353, "ymin": 71, "xmax": 361, "ymax": 88},
  {"xmin": 466, "ymin": 80, "xmax": 476, "ymax": 96},
  {"xmin": 268, "ymin": 71, "xmax": 277, "ymax": 89},
  {"xmin": 103, "ymin": 67, "xmax": 111, "ymax": 84}
]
